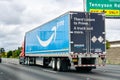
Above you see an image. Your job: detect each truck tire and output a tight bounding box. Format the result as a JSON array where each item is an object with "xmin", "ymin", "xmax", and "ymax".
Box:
[
  {"xmin": 56, "ymin": 58, "xmax": 62, "ymax": 71},
  {"xmin": 28, "ymin": 57, "xmax": 30, "ymax": 65},
  {"xmin": 43, "ymin": 57, "xmax": 50, "ymax": 67},
  {"xmin": 0, "ymin": 58, "xmax": 2, "ymax": 63},
  {"xmin": 19, "ymin": 61, "xmax": 22, "ymax": 64},
  {"xmin": 28, "ymin": 57, "xmax": 36, "ymax": 66},
  {"xmin": 19, "ymin": 57, "xmax": 25, "ymax": 65},
  {"xmin": 52, "ymin": 58, "xmax": 57, "ymax": 71},
  {"xmin": 57, "ymin": 58, "xmax": 69, "ymax": 72},
  {"xmin": 26, "ymin": 57, "xmax": 31, "ymax": 65},
  {"xmin": 33, "ymin": 57, "xmax": 36, "ymax": 65},
  {"xmin": 24, "ymin": 57, "xmax": 28, "ymax": 65}
]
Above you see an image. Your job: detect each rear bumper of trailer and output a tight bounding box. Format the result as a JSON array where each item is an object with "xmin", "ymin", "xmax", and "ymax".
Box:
[{"xmin": 71, "ymin": 53, "xmax": 106, "ymax": 67}]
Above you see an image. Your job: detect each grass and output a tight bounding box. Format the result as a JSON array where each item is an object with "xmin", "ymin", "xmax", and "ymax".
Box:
[{"xmin": 106, "ymin": 47, "xmax": 120, "ymax": 65}]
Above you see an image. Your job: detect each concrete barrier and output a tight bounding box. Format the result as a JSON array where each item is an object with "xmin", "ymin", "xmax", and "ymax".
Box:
[{"xmin": 1, "ymin": 58, "xmax": 19, "ymax": 64}]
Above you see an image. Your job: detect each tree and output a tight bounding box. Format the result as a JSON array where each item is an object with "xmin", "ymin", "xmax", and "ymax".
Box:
[
  {"xmin": 1, "ymin": 47, "xmax": 22, "ymax": 58},
  {"xmin": 1, "ymin": 52, "xmax": 7, "ymax": 58},
  {"xmin": 106, "ymin": 40, "xmax": 110, "ymax": 49},
  {"xmin": 0, "ymin": 48, "xmax": 5, "ymax": 53},
  {"xmin": 7, "ymin": 51, "xmax": 12, "ymax": 58},
  {"xmin": 0, "ymin": 48, "xmax": 5, "ymax": 58},
  {"xmin": 12, "ymin": 50, "xmax": 19, "ymax": 58},
  {"xmin": 12, "ymin": 47, "xmax": 21, "ymax": 58},
  {"xmin": 7, "ymin": 47, "xmax": 22, "ymax": 58}
]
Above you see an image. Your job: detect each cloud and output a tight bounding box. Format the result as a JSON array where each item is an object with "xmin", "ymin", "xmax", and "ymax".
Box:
[
  {"xmin": 0, "ymin": 24, "xmax": 24, "ymax": 50},
  {"xmin": 0, "ymin": 0, "xmax": 120, "ymax": 51},
  {"xmin": 0, "ymin": 0, "xmax": 25, "ymax": 25},
  {"xmin": 20, "ymin": 0, "xmax": 83, "ymax": 25},
  {"xmin": 106, "ymin": 19, "xmax": 120, "ymax": 41}
]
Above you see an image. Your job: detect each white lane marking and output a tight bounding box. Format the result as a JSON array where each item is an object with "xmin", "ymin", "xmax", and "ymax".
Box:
[{"xmin": 42, "ymin": 69, "xmax": 57, "ymax": 74}]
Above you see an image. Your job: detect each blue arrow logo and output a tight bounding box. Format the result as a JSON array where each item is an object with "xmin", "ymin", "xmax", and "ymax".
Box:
[{"xmin": 36, "ymin": 26, "xmax": 56, "ymax": 47}]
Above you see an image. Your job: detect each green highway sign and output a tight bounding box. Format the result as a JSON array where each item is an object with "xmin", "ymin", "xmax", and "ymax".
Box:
[{"xmin": 86, "ymin": 0, "xmax": 120, "ymax": 17}]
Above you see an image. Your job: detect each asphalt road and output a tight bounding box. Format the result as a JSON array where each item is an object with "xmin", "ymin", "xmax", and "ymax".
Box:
[{"xmin": 0, "ymin": 58, "xmax": 120, "ymax": 80}]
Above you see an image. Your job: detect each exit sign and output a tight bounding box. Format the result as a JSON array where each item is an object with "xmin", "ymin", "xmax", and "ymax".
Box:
[{"xmin": 86, "ymin": 0, "xmax": 120, "ymax": 18}]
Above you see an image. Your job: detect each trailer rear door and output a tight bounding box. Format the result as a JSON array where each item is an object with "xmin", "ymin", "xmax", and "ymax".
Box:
[{"xmin": 70, "ymin": 12, "xmax": 105, "ymax": 54}]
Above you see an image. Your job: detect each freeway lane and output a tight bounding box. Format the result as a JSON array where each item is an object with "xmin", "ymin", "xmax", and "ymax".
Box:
[
  {"xmin": 0, "ymin": 59, "xmax": 120, "ymax": 80},
  {"xmin": 0, "ymin": 63, "xmax": 89, "ymax": 80},
  {"xmin": 0, "ymin": 64, "xmax": 18, "ymax": 80}
]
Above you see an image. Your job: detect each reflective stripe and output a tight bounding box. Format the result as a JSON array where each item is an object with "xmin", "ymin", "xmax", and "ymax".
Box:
[{"xmin": 74, "ymin": 64, "xmax": 105, "ymax": 67}]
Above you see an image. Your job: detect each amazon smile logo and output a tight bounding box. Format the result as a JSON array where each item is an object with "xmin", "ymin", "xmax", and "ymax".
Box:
[
  {"xmin": 36, "ymin": 20, "xmax": 64, "ymax": 47},
  {"xmin": 36, "ymin": 26, "xmax": 57, "ymax": 47}
]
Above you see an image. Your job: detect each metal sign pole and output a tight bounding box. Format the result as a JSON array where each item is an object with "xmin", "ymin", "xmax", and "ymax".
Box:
[{"xmin": 83, "ymin": 0, "xmax": 86, "ymax": 12}]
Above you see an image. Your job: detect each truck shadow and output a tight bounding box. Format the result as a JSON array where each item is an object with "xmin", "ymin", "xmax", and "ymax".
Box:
[{"xmin": 26, "ymin": 64, "xmax": 98, "ymax": 75}]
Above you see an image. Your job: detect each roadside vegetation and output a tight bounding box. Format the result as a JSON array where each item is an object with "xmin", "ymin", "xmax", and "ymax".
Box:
[
  {"xmin": 0, "ymin": 47, "xmax": 21, "ymax": 58},
  {"xmin": 106, "ymin": 40, "xmax": 110, "ymax": 49}
]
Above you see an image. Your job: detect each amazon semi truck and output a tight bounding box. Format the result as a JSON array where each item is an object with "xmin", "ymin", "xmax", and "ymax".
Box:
[{"xmin": 19, "ymin": 11, "xmax": 106, "ymax": 72}]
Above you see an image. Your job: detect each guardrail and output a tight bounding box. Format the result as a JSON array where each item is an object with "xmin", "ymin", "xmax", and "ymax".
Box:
[{"xmin": 1, "ymin": 58, "xmax": 19, "ymax": 64}]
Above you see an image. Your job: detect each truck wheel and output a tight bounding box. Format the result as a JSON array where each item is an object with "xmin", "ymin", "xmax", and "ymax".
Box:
[
  {"xmin": 33, "ymin": 57, "xmax": 36, "ymax": 65},
  {"xmin": 57, "ymin": 58, "xmax": 65, "ymax": 71},
  {"xmin": 19, "ymin": 58, "xmax": 21, "ymax": 64},
  {"xmin": 24, "ymin": 57, "xmax": 28, "ymax": 65},
  {"xmin": 28, "ymin": 57, "xmax": 30, "ymax": 65},
  {"xmin": 26, "ymin": 57, "xmax": 31, "ymax": 65},
  {"xmin": 57, "ymin": 58, "xmax": 70, "ymax": 72},
  {"xmin": 19, "ymin": 61, "xmax": 22, "ymax": 64},
  {"xmin": 52, "ymin": 58, "xmax": 57, "ymax": 71},
  {"xmin": 28, "ymin": 57, "xmax": 36, "ymax": 66},
  {"xmin": 19, "ymin": 57, "xmax": 25, "ymax": 65},
  {"xmin": 57, "ymin": 58, "xmax": 62, "ymax": 71},
  {"xmin": 25, "ymin": 57, "xmax": 29, "ymax": 65},
  {"xmin": 0, "ymin": 58, "xmax": 2, "ymax": 63},
  {"xmin": 43, "ymin": 57, "xmax": 49, "ymax": 67}
]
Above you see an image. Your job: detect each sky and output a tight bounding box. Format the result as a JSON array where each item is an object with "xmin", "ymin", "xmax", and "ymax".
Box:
[{"xmin": 0, "ymin": 0, "xmax": 120, "ymax": 51}]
